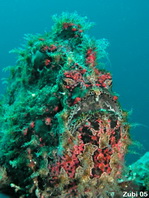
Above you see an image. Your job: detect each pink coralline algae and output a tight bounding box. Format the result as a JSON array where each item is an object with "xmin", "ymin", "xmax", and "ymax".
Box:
[{"xmin": 0, "ymin": 13, "xmax": 131, "ymax": 198}]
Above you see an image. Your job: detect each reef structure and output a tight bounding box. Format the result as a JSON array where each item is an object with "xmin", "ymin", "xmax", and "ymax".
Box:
[
  {"xmin": 0, "ymin": 13, "xmax": 130, "ymax": 198},
  {"xmin": 127, "ymin": 152, "xmax": 149, "ymax": 190}
]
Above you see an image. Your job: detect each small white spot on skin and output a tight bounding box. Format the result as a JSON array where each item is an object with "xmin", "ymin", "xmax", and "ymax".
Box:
[
  {"xmin": 96, "ymin": 96, "xmax": 99, "ymax": 102},
  {"xmin": 77, "ymin": 106, "xmax": 81, "ymax": 111},
  {"xmin": 59, "ymin": 92, "xmax": 66, "ymax": 95}
]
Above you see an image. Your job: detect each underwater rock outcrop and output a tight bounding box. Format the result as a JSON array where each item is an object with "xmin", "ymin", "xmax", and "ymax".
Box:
[
  {"xmin": 0, "ymin": 13, "xmax": 131, "ymax": 198},
  {"xmin": 127, "ymin": 152, "xmax": 149, "ymax": 190}
]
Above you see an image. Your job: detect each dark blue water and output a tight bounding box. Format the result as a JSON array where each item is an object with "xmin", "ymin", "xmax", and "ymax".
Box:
[{"xmin": 0, "ymin": 0, "xmax": 148, "ymax": 169}]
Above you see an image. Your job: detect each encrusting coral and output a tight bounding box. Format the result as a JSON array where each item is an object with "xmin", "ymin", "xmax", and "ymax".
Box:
[{"xmin": 0, "ymin": 12, "xmax": 131, "ymax": 198}]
